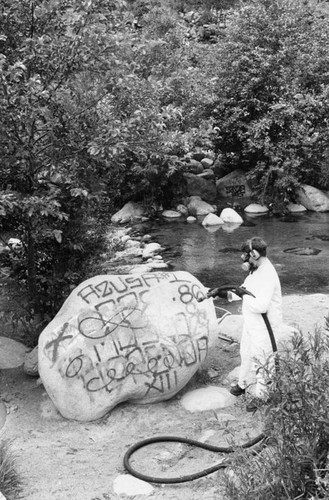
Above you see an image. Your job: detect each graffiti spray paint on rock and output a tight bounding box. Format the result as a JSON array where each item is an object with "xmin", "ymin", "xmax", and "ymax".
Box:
[{"xmin": 38, "ymin": 271, "xmax": 218, "ymax": 421}]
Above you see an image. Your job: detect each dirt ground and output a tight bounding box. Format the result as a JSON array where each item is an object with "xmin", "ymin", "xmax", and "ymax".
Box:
[
  {"xmin": 2, "ymin": 337, "xmax": 261, "ymax": 500},
  {"xmin": 1, "ymin": 293, "xmax": 329, "ymax": 500}
]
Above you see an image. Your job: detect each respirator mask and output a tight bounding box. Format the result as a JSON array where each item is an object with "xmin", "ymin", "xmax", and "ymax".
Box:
[{"xmin": 241, "ymin": 241, "xmax": 261, "ymax": 272}]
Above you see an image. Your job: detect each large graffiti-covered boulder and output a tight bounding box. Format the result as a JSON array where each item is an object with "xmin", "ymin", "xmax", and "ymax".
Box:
[{"xmin": 38, "ymin": 272, "xmax": 218, "ymax": 421}]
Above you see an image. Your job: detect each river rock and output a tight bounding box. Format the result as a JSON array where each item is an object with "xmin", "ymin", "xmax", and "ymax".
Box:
[
  {"xmin": 187, "ymin": 196, "xmax": 216, "ymax": 216},
  {"xmin": 114, "ymin": 246, "xmax": 143, "ymax": 260},
  {"xmin": 121, "ymin": 235, "xmax": 131, "ymax": 245},
  {"xmin": 125, "ymin": 239, "xmax": 141, "ymax": 249},
  {"xmin": 162, "ymin": 210, "xmax": 182, "ymax": 218},
  {"xmin": 129, "ymin": 264, "xmax": 153, "ymax": 274},
  {"xmin": 0, "ymin": 336, "xmax": 30, "ymax": 369},
  {"xmin": 23, "ymin": 346, "xmax": 39, "ymax": 376},
  {"xmin": 142, "ymin": 242, "xmax": 162, "ymax": 259},
  {"xmin": 111, "ymin": 202, "xmax": 145, "ymax": 224},
  {"xmin": 198, "ymin": 169, "xmax": 216, "ymax": 180},
  {"xmin": 219, "ymin": 208, "xmax": 243, "ymax": 224},
  {"xmin": 287, "ymin": 203, "xmax": 307, "ymax": 213},
  {"xmin": 183, "ymin": 173, "xmax": 217, "ymax": 202},
  {"xmin": 216, "ymin": 170, "xmax": 252, "ymax": 199},
  {"xmin": 38, "ymin": 272, "xmax": 218, "ymax": 421},
  {"xmin": 202, "ymin": 213, "xmax": 224, "ymax": 226},
  {"xmin": 212, "ymin": 156, "xmax": 231, "ymax": 178},
  {"xmin": 296, "ymin": 185, "xmax": 329, "ymax": 212},
  {"xmin": 188, "ymin": 159, "xmax": 204, "ymax": 174},
  {"xmin": 201, "ymin": 158, "xmax": 213, "ymax": 168},
  {"xmin": 244, "ymin": 203, "xmax": 269, "ymax": 215},
  {"xmin": 149, "ymin": 261, "xmax": 169, "ymax": 270},
  {"xmin": 176, "ymin": 204, "xmax": 189, "ymax": 216}
]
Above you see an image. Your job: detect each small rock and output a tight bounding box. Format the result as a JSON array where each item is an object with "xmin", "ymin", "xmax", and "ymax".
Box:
[
  {"xmin": 113, "ymin": 474, "xmax": 154, "ymax": 496},
  {"xmin": 181, "ymin": 386, "xmax": 236, "ymax": 412},
  {"xmin": 220, "ymin": 208, "xmax": 243, "ymax": 224},
  {"xmin": 125, "ymin": 239, "xmax": 141, "ymax": 248},
  {"xmin": 188, "ymin": 159, "xmax": 204, "ymax": 174},
  {"xmin": 153, "ymin": 255, "xmax": 163, "ymax": 261},
  {"xmin": 201, "ymin": 158, "xmax": 213, "ymax": 168},
  {"xmin": 244, "ymin": 203, "xmax": 269, "ymax": 215},
  {"xmin": 142, "ymin": 242, "xmax": 162, "ymax": 259},
  {"xmin": 23, "ymin": 346, "xmax": 39, "ymax": 377},
  {"xmin": 0, "ymin": 337, "xmax": 30, "ymax": 369},
  {"xmin": 297, "ymin": 184, "xmax": 329, "ymax": 212},
  {"xmin": 202, "ymin": 213, "xmax": 224, "ymax": 226},
  {"xmin": 149, "ymin": 262, "xmax": 168, "ymax": 269},
  {"xmin": 162, "ymin": 210, "xmax": 182, "ymax": 218},
  {"xmin": 111, "ymin": 201, "xmax": 145, "ymax": 224},
  {"xmin": 176, "ymin": 204, "xmax": 189, "ymax": 216},
  {"xmin": 129, "ymin": 264, "xmax": 153, "ymax": 274},
  {"xmin": 121, "ymin": 235, "xmax": 131, "ymax": 244},
  {"xmin": 207, "ymin": 368, "xmax": 219, "ymax": 379},
  {"xmin": 198, "ymin": 169, "xmax": 215, "ymax": 180},
  {"xmin": 287, "ymin": 203, "xmax": 307, "ymax": 213}
]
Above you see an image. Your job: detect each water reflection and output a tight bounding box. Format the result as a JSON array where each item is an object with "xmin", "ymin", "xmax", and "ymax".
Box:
[{"xmin": 140, "ymin": 212, "xmax": 329, "ymax": 296}]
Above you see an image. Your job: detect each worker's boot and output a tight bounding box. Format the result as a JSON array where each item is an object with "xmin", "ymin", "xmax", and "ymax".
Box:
[{"xmin": 230, "ymin": 384, "xmax": 246, "ymax": 396}]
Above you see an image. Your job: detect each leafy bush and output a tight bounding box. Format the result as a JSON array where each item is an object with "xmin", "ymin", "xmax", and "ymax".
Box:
[
  {"xmin": 3, "ymin": 0, "xmax": 329, "ymax": 330},
  {"xmin": 222, "ymin": 328, "xmax": 329, "ymax": 499},
  {"xmin": 0, "ymin": 440, "xmax": 22, "ymax": 500},
  {"xmin": 212, "ymin": 0, "xmax": 329, "ymax": 206},
  {"xmin": 0, "ymin": 0, "xmax": 220, "ymax": 328}
]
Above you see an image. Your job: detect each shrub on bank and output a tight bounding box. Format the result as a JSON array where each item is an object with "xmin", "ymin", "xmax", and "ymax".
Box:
[
  {"xmin": 222, "ymin": 328, "xmax": 329, "ymax": 499},
  {"xmin": 212, "ymin": 0, "xmax": 329, "ymax": 207},
  {"xmin": 0, "ymin": 440, "xmax": 22, "ymax": 500}
]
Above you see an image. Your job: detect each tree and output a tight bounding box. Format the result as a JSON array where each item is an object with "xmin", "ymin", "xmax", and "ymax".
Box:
[
  {"xmin": 0, "ymin": 0, "xmax": 218, "ymax": 330},
  {"xmin": 212, "ymin": 0, "xmax": 329, "ymax": 206},
  {"xmin": 0, "ymin": 0, "xmax": 126, "ymax": 320}
]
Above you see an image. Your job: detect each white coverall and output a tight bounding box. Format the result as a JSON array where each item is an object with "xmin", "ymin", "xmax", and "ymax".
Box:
[{"xmin": 238, "ymin": 257, "xmax": 282, "ymax": 398}]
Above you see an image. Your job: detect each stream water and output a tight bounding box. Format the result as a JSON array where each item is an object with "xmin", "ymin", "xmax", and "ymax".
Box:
[{"xmin": 136, "ymin": 212, "xmax": 329, "ymax": 297}]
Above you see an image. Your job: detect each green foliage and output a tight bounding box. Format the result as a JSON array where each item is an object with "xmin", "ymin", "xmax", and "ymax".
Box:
[
  {"xmin": 0, "ymin": 0, "xmax": 218, "ymax": 325},
  {"xmin": 0, "ymin": 0, "xmax": 120, "ymax": 318},
  {"xmin": 0, "ymin": 439, "xmax": 22, "ymax": 500},
  {"xmin": 222, "ymin": 329, "xmax": 329, "ymax": 499},
  {"xmin": 212, "ymin": 0, "xmax": 329, "ymax": 205},
  {"xmin": 2, "ymin": 0, "xmax": 329, "ymax": 327}
]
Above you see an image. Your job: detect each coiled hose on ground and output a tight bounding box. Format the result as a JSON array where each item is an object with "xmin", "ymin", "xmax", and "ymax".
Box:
[
  {"xmin": 123, "ymin": 285, "xmax": 277, "ymax": 484},
  {"xmin": 123, "ymin": 433, "xmax": 267, "ymax": 483}
]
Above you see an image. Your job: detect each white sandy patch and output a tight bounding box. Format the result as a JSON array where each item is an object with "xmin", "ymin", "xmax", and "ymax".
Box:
[
  {"xmin": 181, "ymin": 386, "xmax": 235, "ymax": 412},
  {"xmin": 113, "ymin": 474, "xmax": 154, "ymax": 496}
]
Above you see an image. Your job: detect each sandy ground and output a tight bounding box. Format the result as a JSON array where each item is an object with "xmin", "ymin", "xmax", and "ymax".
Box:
[{"xmin": 1, "ymin": 293, "xmax": 329, "ymax": 500}]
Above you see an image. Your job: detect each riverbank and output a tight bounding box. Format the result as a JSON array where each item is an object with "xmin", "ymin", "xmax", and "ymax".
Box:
[{"xmin": 1, "ymin": 225, "xmax": 329, "ymax": 500}]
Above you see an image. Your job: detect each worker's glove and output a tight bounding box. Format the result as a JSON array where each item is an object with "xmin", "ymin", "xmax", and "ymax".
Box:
[{"xmin": 206, "ymin": 287, "xmax": 228, "ymax": 299}]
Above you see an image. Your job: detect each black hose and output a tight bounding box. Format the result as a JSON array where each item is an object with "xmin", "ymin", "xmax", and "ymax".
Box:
[
  {"xmin": 123, "ymin": 433, "xmax": 266, "ymax": 483},
  {"xmin": 261, "ymin": 313, "xmax": 277, "ymax": 353},
  {"xmin": 123, "ymin": 286, "xmax": 279, "ymax": 484}
]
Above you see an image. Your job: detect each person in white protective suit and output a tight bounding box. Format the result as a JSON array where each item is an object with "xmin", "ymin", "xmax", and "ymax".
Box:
[{"xmin": 229, "ymin": 236, "xmax": 282, "ymax": 412}]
